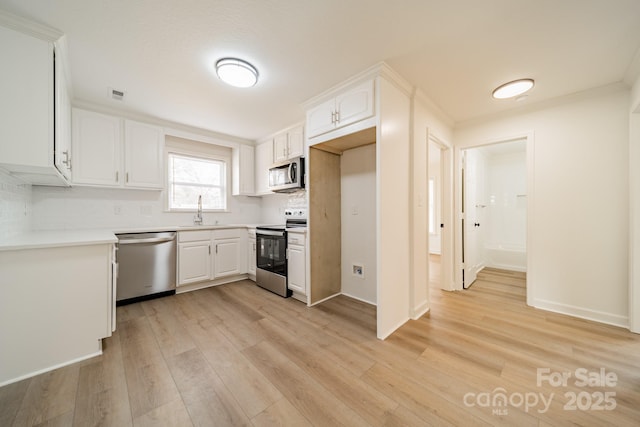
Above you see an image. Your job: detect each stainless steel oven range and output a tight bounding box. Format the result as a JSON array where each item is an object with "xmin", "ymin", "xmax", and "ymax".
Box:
[
  {"xmin": 256, "ymin": 225, "xmax": 288, "ymax": 297},
  {"xmin": 255, "ymin": 208, "xmax": 307, "ymax": 298}
]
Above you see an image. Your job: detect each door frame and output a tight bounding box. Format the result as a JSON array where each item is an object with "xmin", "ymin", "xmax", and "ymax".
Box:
[
  {"xmin": 427, "ymin": 131, "xmax": 454, "ymax": 292},
  {"xmin": 453, "ymin": 132, "xmax": 535, "ymax": 306}
]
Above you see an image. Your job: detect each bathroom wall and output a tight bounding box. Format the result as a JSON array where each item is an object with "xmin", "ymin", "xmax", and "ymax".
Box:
[
  {"xmin": 484, "ymin": 145, "xmax": 527, "ymax": 249},
  {"xmin": 0, "ymin": 171, "xmax": 31, "ymax": 238}
]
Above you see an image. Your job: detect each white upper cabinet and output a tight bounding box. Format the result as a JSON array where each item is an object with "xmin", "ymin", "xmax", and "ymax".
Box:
[
  {"xmin": 306, "ymin": 79, "xmax": 375, "ymax": 139},
  {"xmin": 72, "ymin": 109, "xmax": 121, "ymax": 186},
  {"xmin": 124, "ymin": 120, "xmax": 164, "ymax": 189},
  {"xmin": 72, "ymin": 109, "xmax": 165, "ymax": 189},
  {"xmin": 273, "ymin": 125, "xmax": 305, "ymax": 163},
  {"xmin": 54, "ymin": 51, "xmax": 72, "ymax": 181},
  {"xmin": 306, "ymin": 99, "xmax": 336, "ymax": 139},
  {"xmin": 232, "ymin": 144, "xmax": 255, "ymax": 196},
  {"xmin": 255, "ymin": 140, "xmax": 273, "ymax": 195},
  {"xmin": 287, "ymin": 125, "xmax": 304, "ymax": 158},
  {"xmin": 273, "ymin": 133, "xmax": 288, "ymax": 163},
  {"xmin": 0, "ymin": 20, "xmax": 70, "ymax": 186}
]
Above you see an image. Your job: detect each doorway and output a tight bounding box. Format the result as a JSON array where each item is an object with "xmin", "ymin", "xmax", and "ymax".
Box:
[
  {"xmin": 428, "ymin": 140, "xmax": 444, "ymax": 289},
  {"xmin": 459, "ymin": 138, "xmax": 529, "ymax": 290}
]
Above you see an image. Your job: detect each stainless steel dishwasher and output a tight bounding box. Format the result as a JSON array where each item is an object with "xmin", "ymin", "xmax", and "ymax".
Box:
[{"xmin": 116, "ymin": 231, "xmax": 176, "ymax": 305}]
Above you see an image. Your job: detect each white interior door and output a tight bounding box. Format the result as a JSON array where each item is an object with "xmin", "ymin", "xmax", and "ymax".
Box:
[{"xmin": 463, "ymin": 149, "xmax": 485, "ymax": 288}]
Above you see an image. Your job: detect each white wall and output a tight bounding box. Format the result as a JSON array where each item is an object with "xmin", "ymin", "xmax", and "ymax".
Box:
[
  {"xmin": 411, "ymin": 90, "xmax": 454, "ymax": 317},
  {"xmin": 341, "ymin": 144, "xmax": 376, "ymax": 304},
  {"xmin": 629, "ymin": 75, "xmax": 640, "ymax": 332},
  {"xmin": 455, "ymin": 87, "xmax": 629, "ymax": 327},
  {"xmin": 377, "ymin": 76, "xmax": 411, "ymax": 338},
  {"xmin": 0, "ymin": 170, "xmax": 31, "ymax": 238}
]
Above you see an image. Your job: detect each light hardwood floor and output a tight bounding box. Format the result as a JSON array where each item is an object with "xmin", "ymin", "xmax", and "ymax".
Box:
[{"xmin": 2, "ymin": 267, "xmax": 640, "ymax": 426}]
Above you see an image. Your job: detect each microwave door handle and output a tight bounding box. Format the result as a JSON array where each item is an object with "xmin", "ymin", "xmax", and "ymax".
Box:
[{"xmin": 288, "ymin": 163, "xmax": 295, "ymax": 183}]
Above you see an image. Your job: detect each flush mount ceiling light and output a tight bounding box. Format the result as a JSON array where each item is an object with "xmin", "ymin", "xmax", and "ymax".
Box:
[
  {"xmin": 215, "ymin": 58, "xmax": 259, "ymax": 88},
  {"xmin": 492, "ymin": 79, "xmax": 535, "ymax": 99}
]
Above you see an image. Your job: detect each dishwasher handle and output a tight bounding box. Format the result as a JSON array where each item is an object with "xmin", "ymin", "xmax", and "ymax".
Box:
[{"xmin": 118, "ymin": 236, "xmax": 176, "ymax": 245}]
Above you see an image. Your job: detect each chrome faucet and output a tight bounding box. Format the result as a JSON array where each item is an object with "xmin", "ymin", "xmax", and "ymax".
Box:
[{"xmin": 194, "ymin": 195, "xmax": 203, "ymax": 225}]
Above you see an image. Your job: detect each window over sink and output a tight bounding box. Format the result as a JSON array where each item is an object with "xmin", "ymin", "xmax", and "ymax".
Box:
[{"xmin": 167, "ymin": 153, "xmax": 227, "ymax": 211}]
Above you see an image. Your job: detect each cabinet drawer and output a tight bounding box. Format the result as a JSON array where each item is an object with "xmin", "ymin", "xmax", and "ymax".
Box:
[
  {"xmin": 178, "ymin": 230, "xmax": 211, "ymax": 243},
  {"xmin": 287, "ymin": 233, "xmax": 306, "ymax": 246},
  {"xmin": 213, "ymin": 228, "xmax": 243, "ymax": 240}
]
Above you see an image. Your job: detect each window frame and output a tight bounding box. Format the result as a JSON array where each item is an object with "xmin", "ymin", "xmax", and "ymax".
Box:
[{"xmin": 166, "ymin": 150, "xmax": 230, "ymax": 213}]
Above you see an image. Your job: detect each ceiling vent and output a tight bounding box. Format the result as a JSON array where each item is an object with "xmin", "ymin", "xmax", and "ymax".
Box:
[{"xmin": 109, "ymin": 87, "xmax": 125, "ymax": 101}]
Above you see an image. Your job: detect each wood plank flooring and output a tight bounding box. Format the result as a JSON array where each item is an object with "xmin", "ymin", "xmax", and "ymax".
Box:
[{"xmin": 2, "ymin": 268, "xmax": 640, "ymax": 426}]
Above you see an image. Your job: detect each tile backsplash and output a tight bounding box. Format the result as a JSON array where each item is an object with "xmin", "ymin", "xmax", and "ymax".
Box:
[
  {"xmin": 0, "ymin": 171, "xmax": 31, "ymax": 239},
  {"xmin": 31, "ymin": 185, "xmax": 264, "ymax": 231}
]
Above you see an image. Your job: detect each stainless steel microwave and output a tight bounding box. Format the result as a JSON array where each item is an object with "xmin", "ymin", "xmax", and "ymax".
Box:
[{"xmin": 269, "ymin": 156, "xmax": 305, "ymax": 193}]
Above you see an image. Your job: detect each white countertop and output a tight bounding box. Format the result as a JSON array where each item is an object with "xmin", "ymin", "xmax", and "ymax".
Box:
[
  {"xmin": 0, "ymin": 229, "xmax": 118, "ymax": 251},
  {"xmin": 0, "ymin": 223, "xmax": 279, "ymax": 252}
]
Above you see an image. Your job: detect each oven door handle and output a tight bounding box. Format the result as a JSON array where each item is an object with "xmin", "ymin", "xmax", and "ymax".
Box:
[{"xmin": 257, "ymin": 230, "xmax": 286, "ymax": 237}]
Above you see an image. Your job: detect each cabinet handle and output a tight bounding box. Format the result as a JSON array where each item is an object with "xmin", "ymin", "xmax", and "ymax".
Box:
[
  {"xmin": 115, "ymin": 171, "xmax": 119, "ymax": 182},
  {"xmin": 216, "ymin": 244, "xmax": 218, "ymax": 254},
  {"xmin": 209, "ymin": 245, "xmax": 211, "ymax": 255},
  {"xmin": 335, "ymin": 110, "xmax": 340, "ymax": 123},
  {"xmin": 253, "ymin": 243, "xmax": 256, "ymax": 251},
  {"xmin": 331, "ymin": 111, "xmax": 336, "ymax": 124},
  {"xmin": 62, "ymin": 150, "xmax": 72, "ymax": 170},
  {"xmin": 126, "ymin": 172, "xmax": 129, "ymax": 183}
]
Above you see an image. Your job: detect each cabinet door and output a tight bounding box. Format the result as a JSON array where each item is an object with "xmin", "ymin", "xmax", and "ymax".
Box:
[
  {"xmin": 273, "ymin": 132, "xmax": 288, "ymax": 163},
  {"xmin": 178, "ymin": 241, "xmax": 211, "ymax": 285},
  {"xmin": 248, "ymin": 237, "xmax": 256, "ymax": 277},
  {"xmin": 306, "ymin": 98, "xmax": 336, "ymax": 139},
  {"xmin": 0, "ymin": 25, "xmax": 52, "ymax": 169},
  {"xmin": 287, "ymin": 126, "xmax": 304, "ymax": 159},
  {"xmin": 255, "ymin": 140, "xmax": 273, "ymax": 195},
  {"xmin": 287, "ymin": 244, "xmax": 306, "ymax": 295},
  {"xmin": 214, "ymin": 238, "xmax": 242, "ymax": 278},
  {"xmin": 72, "ymin": 109, "xmax": 121, "ymax": 186},
  {"xmin": 124, "ymin": 120, "xmax": 164, "ymax": 189},
  {"xmin": 335, "ymin": 79, "xmax": 375, "ymax": 130},
  {"xmin": 54, "ymin": 49, "xmax": 72, "ymax": 180},
  {"xmin": 232, "ymin": 144, "xmax": 255, "ymax": 195}
]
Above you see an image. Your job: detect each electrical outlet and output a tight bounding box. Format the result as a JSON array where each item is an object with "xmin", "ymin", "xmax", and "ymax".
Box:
[
  {"xmin": 351, "ymin": 205, "xmax": 358, "ymax": 215},
  {"xmin": 114, "ymin": 205, "xmax": 122, "ymax": 215},
  {"xmin": 352, "ymin": 264, "xmax": 364, "ymax": 278}
]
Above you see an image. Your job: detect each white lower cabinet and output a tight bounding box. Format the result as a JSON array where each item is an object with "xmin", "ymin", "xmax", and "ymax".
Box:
[
  {"xmin": 214, "ymin": 238, "xmax": 242, "ymax": 278},
  {"xmin": 287, "ymin": 232, "xmax": 306, "ymax": 295},
  {"xmin": 0, "ymin": 243, "xmax": 114, "ymax": 385},
  {"xmin": 178, "ymin": 240, "xmax": 211, "ymax": 285},
  {"xmin": 177, "ymin": 228, "xmax": 247, "ymax": 287}
]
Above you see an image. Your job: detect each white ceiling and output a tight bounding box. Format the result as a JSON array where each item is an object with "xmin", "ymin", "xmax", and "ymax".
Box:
[{"xmin": 2, "ymin": 0, "xmax": 640, "ymax": 141}]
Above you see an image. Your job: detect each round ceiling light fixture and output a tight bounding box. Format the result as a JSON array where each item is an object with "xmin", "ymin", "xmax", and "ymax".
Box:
[
  {"xmin": 492, "ymin": 79, "xmax": 534, "ymax": 99},
  {"xmin": 215, "ymin": 58, "xmax": 259, "ymax": 88}
]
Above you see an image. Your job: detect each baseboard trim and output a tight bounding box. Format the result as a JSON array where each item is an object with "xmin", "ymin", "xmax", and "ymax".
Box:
[
  {"xmin": 0, "ymin": 349, "xmax": 102, "ymax": 387},
  {"xmin": 340, "ymin": 292, "xmax": 376, "ymax": 306},
  {"xmin": 533, "ymin": 298, "xmax": 629, "ymax": 329},
  {"xmin": 411, "ymin": 301, "xmax": 430, "ymax": 320}
]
